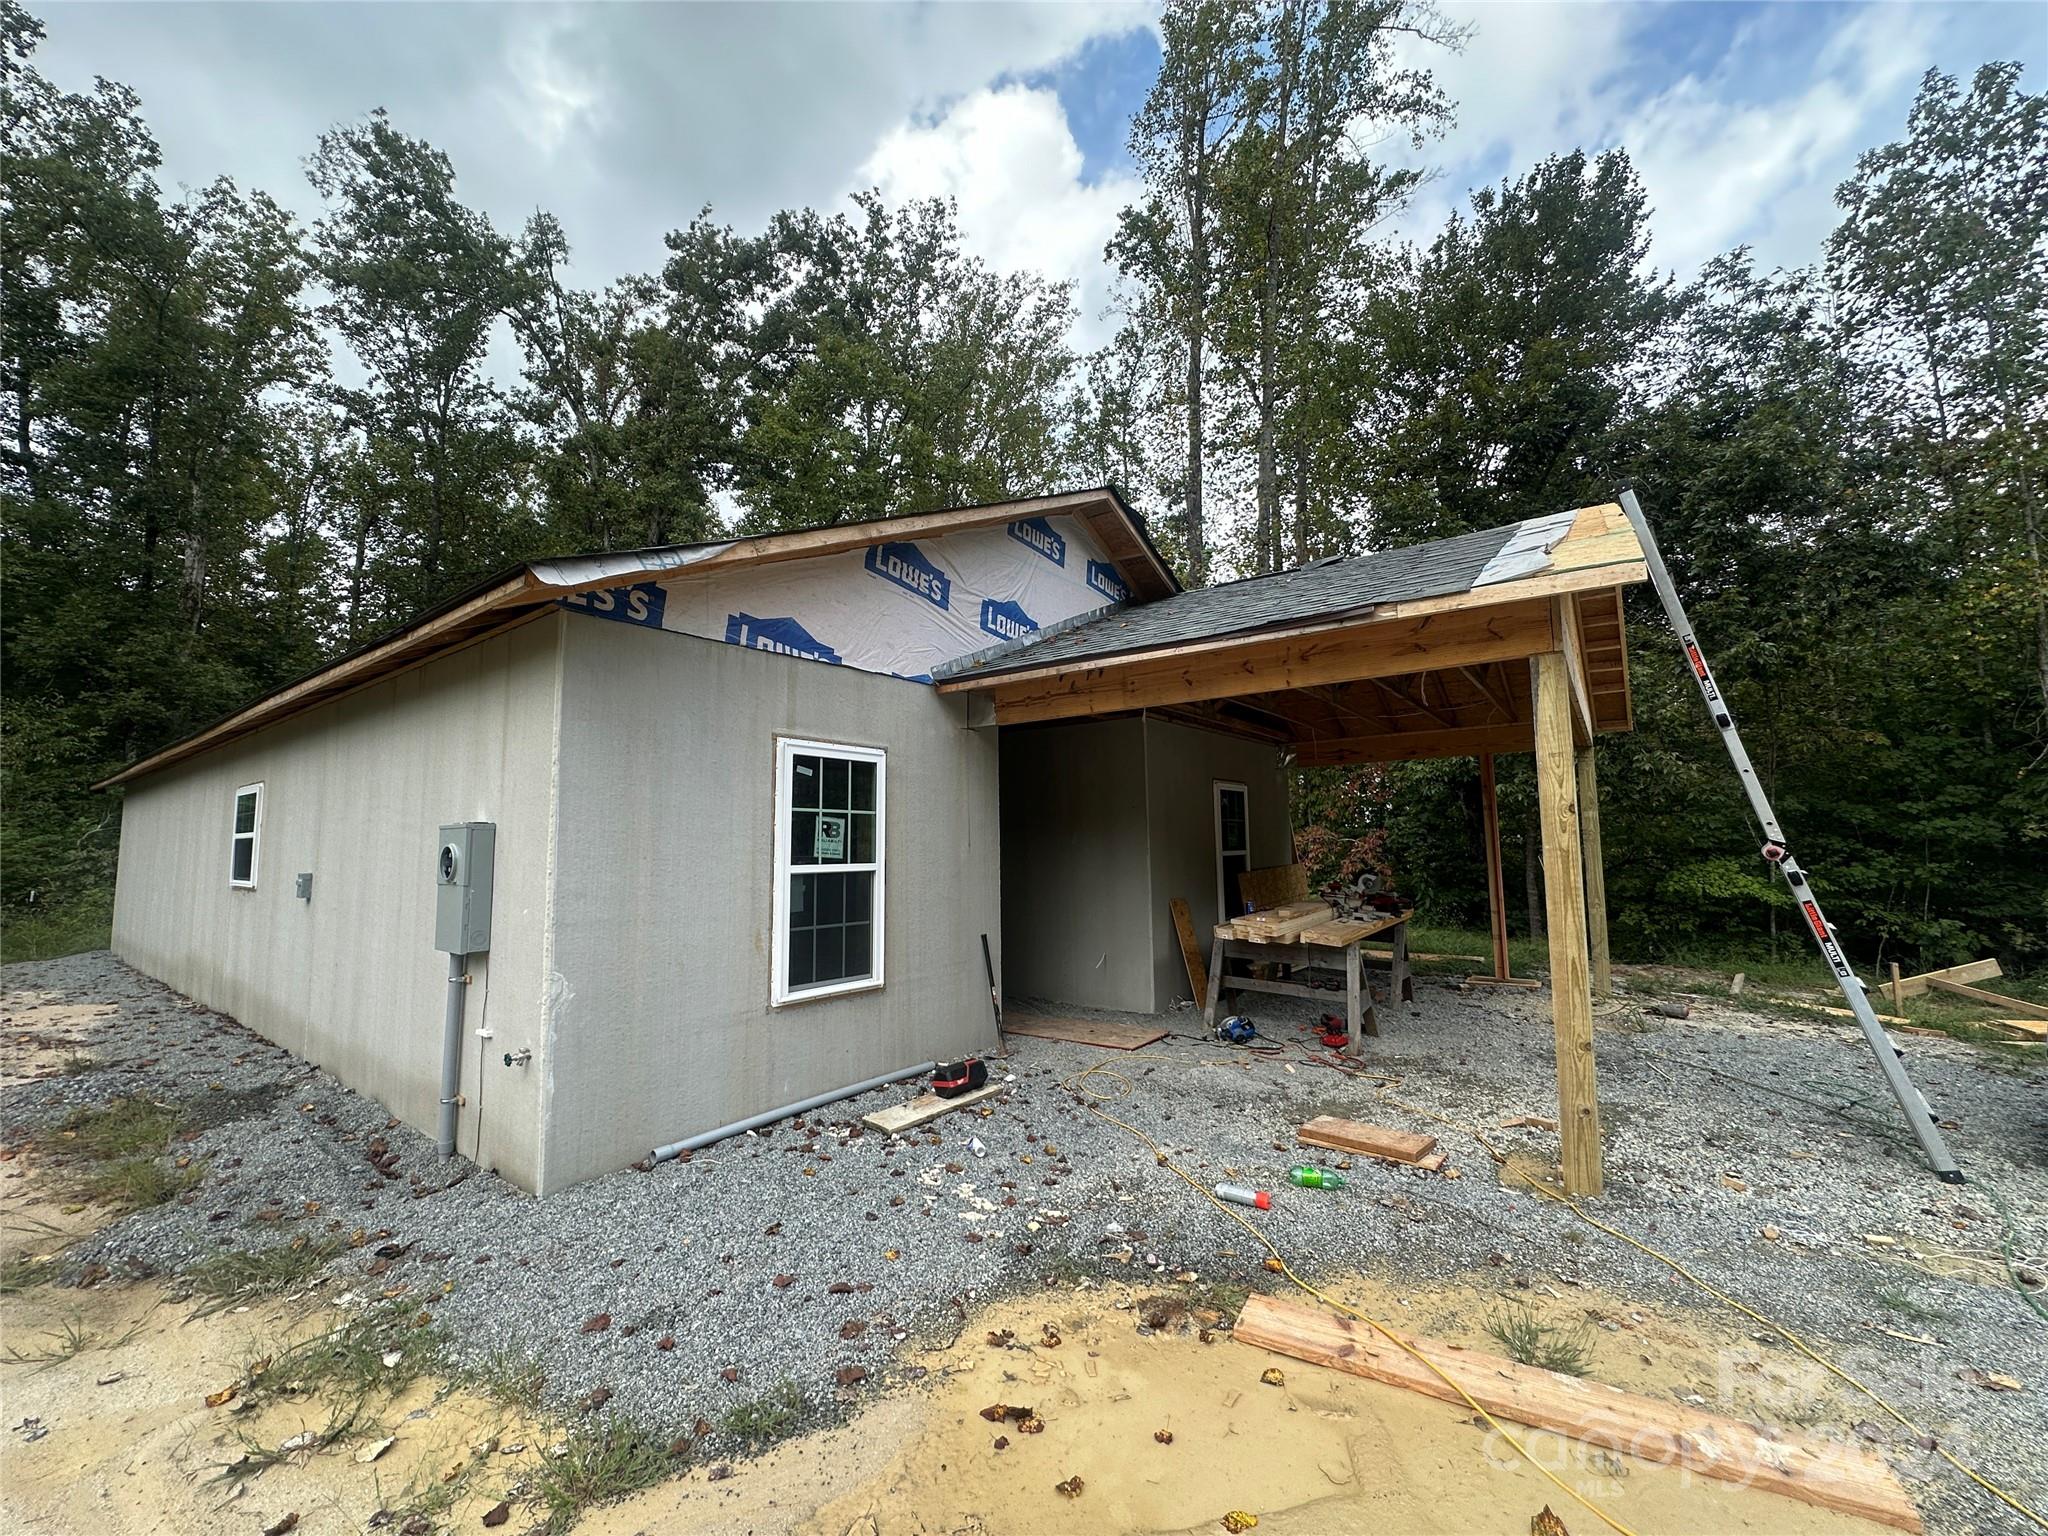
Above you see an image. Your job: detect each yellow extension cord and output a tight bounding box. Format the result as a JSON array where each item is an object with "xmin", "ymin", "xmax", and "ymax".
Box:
[{"xmin": 1067, "ymin": 1048, "xmax": 2048, "ymax": 1535}]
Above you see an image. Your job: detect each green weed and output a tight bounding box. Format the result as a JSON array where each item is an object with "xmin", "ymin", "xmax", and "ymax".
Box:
[
  {"xmin": 1484, "ymin": 1303, "xmax": 1595, "ymax": 1377},
  {"xmin": 186, "ymin": 1237, "xmax": 341, "ymax": 1315},
  {"xmin": 529, "ymin": 1417, "xmax": 675, "ymax": 1534},
  {"xmin": 81, "ymin": 1154, "xmax": 202, "ymax": 1211},
  {"xmin": 718, "ymin": 1379, "xmax": 807, "ymax": 1448},
  {"xmin": 466, "ymin": 1347, "xmax": 547, "ymax": 1413},
  {"xmin": 62, "ymin": 1097, "xmax": 183, "ymax": 1160},
  {"xmin": 0, "ymin": 893, "xmax": 113, "ymax": 963}
]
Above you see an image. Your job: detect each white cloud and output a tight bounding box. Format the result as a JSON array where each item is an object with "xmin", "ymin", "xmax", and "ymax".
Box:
[
  {"xmin": 1617, "ymin": 4, "xmax": 1938, "ymax": 274},
  {"xmin": 859, "ymin": 84, "xmax": 1140, "ymax": 351}
]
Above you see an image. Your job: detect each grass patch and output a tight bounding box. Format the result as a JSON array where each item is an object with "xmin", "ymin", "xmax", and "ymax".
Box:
[
  {"xmin": 1484, "ymin": 1303, "xmax": 1595, "ymax": 1377},
  {"xmin": 529, "ymin": 1417, "xmax": 675, "ymax": 1534},
  {"xmin": 0, "ymin": 892, "xmax": 113, "ymax": 963},
  {"xmin": 58, "ymin": 1053, "xmax": 97, "ymax": 1076},
  {"xmin": 466, "ymin": 1347, "xmax": 547, "ymax": 1413},
  {"xmin": 718, "ymin": 1378, "xmax": 807, "ymax": 1448},
  {"xmin": 80, "ymin": 1154, "xmax": 202, "ymax": 1211},
  {"xmin": 2, "ymin": 1307, "xmax": 146, "ymax": 1367},
  {"xmin": 62, "ymin": 1097, "xmax": 183, "ymax": 1160},
  {"xmin": 1875, "ymin": 1288, "xmax": 1946, "ymax": 1323},
  {"xmin": 187, "ymin": 1237, "xmax": 341, "ymax": 1316},
  {"xmin": 0, "ymin": 1253, "xmax": 58, "ymax": 1294},
  {"xmin": 254, "ymin": 1298, "xmax": 444, "ymax": 1402}
]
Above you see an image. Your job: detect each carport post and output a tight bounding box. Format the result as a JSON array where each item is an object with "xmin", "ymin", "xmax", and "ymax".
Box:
[
  {"xmin": 1533, "ymin": 651, "xmax": 1603, "ymax": 1196},
  {"xmin": 1575, "ymin": 746, "xmax": 1612, "ymax": 999}
]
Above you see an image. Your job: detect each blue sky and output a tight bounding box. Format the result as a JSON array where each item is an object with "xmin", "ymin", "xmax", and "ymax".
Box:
[{"xmin": 27, "ymin": 1, "xmax": 2047, "ymax": 351}]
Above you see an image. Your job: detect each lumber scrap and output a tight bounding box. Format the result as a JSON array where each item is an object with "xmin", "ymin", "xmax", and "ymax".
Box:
[
  {"xmin": 1228, "ymin": 903, "xmax": 1333, "ymax": 942},
  {"xmin": 1765, "ymin": 996, "xmax": 1909, "ymax": 1027},
  {"xmin": 1000, "ymin": 1015, "xmax": 1166, "ymax": 1051},
  {"xmin": 1925, "ymin": 979, "xmax": 2048, "ymax": 1020},
  {"xmin": 1232, "ymin": 1295, "xmax": 1921, "ymax": 1533},
  {"xmin": 1237, "ymin": 863, "xmax": 1309, "ymax": 912},
  {"xmin": 1297, "ymin": 1115, "xmax": 1436, "ymax": 1165},
  {"xmin": 860, "ymin": 1081, "xmax": 1005, "ymax": 1135},
  {"xmin": 1984, "ymin": 1018, "xmax": 2047, "ymax": 1041},
  {"xmin": 1169, "ymin": 898, "xmax": 1208, "ymax": 1003},
  {"xmin": 1298, "ymin": 910, "xmax": 1410, "ymax": 947},
  {"xmin": 1891, "ymin": 958, "xmax": 2001, "ymax": 1000}
]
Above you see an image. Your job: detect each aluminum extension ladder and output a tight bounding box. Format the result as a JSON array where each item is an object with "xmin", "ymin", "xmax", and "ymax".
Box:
[{"xmin": 1617, "ymin": 488, "xmax": 1964, "ymax": 1182}]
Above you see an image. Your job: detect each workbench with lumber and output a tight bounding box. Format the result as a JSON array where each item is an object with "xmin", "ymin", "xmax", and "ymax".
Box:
[{"xmin": 1202, "ymin": 902, "xmax": 1413, "ymax": 1051}]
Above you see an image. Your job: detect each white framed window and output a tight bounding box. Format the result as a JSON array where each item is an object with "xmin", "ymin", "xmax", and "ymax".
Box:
[
  {"xmin": 230, "ymin": 782, "xmax": 264, "ymax": 889},
  {"xmin": 1215, "ymin": 780, "xmax": 1249, "ymax": 919},
  {"xmin": 772, "ymin": 738, "xmax": 885, "ymax": 1005}
]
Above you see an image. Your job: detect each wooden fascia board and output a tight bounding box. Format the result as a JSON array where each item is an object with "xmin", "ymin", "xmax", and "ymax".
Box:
[
  {"xmin": 983, "ymin": 598, "xmax": 1557, "ymax": 727},
  {"xmin": 536, "ymin": 489, "xmax": 1174, "ymax": 605},
  {"xmin": 1290, "ymin": 721, "xmax": 1534, "ymax": 765},
  {"xmin": 935, "ymin": 558, "xmax": 1642, "ymax": 699},
  {"xmin": 96, "ymin": 575, "xmax": 547, "ymax": 787}
]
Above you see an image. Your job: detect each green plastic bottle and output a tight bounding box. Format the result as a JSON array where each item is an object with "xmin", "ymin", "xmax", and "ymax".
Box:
[{"xmin": 1287, "ymin": 1165, "xmax": 1346, "ymax": 1189}]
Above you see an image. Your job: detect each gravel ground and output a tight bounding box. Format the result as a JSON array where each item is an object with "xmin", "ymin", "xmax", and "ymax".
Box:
[{"xmin": 4, "ymin": 950, "xmax": 2044, "ymax": 1533}]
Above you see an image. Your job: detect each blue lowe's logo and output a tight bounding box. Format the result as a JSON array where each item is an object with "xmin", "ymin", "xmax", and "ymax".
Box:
[
  {"xmin": 864, "ymin": 541, "xmax": 951, "ymax": 609},
  {"xmin": 558, "ymin": 581, "xmax": 667, "ymax": 628},
  {"xmin": 1007, "ymin": 517, "xmax": 1066, "ymax": 567},
  {"xmin": 723, "ymin": 613, "xmax": 842, "ymax": 665},
  {"xmin": 979, "ymin": 597, "xmax": 1039, "ymax": 643},
  {"xmin": 1086, "ymin": 560, "xmax": 1129, "ymax": 604}
]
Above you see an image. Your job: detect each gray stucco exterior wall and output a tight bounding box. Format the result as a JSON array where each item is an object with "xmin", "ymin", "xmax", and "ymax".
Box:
[
  {"xmin": 111, "ymin": 617, "xmax": 564, "ymax": 1190},
  {"xmin": 998, "ymin": 716, "xmax": 1289, "ymax": 1016},
  {"xmin": 998, "ymin": 718, "xmax": 1154, "ymax": 1014},
  {"xmin": 1140, "ymin": 717, "xmax": 1292, "ymax": 1007},
  {"xmin": 540, "ymin": 616, "xmax": 1002, "ymax": 1193}
]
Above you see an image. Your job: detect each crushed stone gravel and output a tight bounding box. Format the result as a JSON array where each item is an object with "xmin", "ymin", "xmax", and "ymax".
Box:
[{"xmin": 3, "ymin": 951, "xmax": 2043, "ymax": 1533}]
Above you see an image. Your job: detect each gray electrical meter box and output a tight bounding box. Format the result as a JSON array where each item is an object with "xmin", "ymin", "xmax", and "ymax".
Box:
[{"xmin": 435, "ymin": 822, "xmax": 495, "ymax": 954}]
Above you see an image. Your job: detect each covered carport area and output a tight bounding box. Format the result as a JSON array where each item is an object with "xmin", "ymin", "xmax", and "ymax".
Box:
[{"xmin": 936, "ymin": 503, "xmax": 1646, "ymax": 1196}]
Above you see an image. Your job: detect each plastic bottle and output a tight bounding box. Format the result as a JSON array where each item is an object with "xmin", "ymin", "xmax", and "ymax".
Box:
[
  {"xmin": 1287, "ymin": 1166, "xmax": 1346, "ymax": 1190},
  {"xmin": 1214, "ymin": 1183, "xmax": 1271, "ymax": 1209}
]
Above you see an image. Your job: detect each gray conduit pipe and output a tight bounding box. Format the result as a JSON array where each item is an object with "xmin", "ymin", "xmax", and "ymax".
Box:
[
  {"xmin": 650, "ymin": 1060, "xmax": 936, "ymax": 1164},
  {"xmin": 437, "ymin": 952, "xmax": 466, "ymax": 1158}
]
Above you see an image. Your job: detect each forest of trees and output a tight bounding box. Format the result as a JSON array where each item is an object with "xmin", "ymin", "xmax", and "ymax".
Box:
[{"xmin": 3, "ymin": 0, "xmax": 2043, "ymax": 971}]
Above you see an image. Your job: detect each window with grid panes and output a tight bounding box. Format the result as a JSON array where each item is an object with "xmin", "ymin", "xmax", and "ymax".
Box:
[{"xmin": 773, "ymin": 739, "xmax": 884, "ymax": 1003}]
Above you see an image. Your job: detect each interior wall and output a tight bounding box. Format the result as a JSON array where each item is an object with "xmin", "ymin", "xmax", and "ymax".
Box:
[
  {"xmin": 996, "ymin": 718, "xmax": 1153, "ymax": 1014},
  {"xmin": 545, "ymin": 617, "xmax": 1002, "ymax": 1194},
  {"xmin": 1141, "ymin": 717, "xmax": 1292, "ymax": 1008},
  {"xmin": 110, "ymin": 616, "xmax": 563, "ymax": 1190}
]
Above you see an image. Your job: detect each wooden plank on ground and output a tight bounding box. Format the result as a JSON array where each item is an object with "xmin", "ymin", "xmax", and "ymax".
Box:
[
  {"xmin": 1233, "ymin": 1295, "xmax": 1921, "ymax": 1533},
  {"xmin": 1926, "ymin": 978, "xmax": 2048, "ymax": 1019},
  {"xmin": 1238, "ymin": 864, "xmax": 1309, "ymax": 911},
  {"xmin": 1765, "ymin": 996, "xmax": 1909, "ymax": 1027},
  {"xmin": 1169, "ymin": 899, "xmax": 1208, "ymax": 1003},
  {"xmin": 1892, "ymin": 958, "xmax": 2000, "ymax": 1000},
  {"xmin": 1297, "ymin": 1115, "xmax": 1436, "ymax": 1165},
  {"xmin": 860, "ymin": 1081, "xmax": 1006, "ymax": 1135},
  {"xmin": 1988, "ymin": 1018, "xmax": 2047, "ymax": 1040},
  {"xmin": 1000, "ymin": 1015, "xmax": 1167, "ymax": 1051}
]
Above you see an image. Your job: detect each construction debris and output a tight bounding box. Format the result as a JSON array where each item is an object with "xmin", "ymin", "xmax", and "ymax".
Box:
[{"xmin": 1296, "ymin": 1116, "xmax": 1437, "ymax": 1167}]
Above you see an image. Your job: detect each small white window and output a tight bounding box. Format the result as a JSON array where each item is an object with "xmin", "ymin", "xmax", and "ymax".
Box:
[
  {"xmin": 1215, "ymin": 781, "xmax": 1249, "ymax": 918},
  {"xmin": 772, "ymin": 739, "xmax": 884, "ymax": 1005},
  {"xmin": 230, "ymin": 783, "xmax": 264, "ymax": 889}
]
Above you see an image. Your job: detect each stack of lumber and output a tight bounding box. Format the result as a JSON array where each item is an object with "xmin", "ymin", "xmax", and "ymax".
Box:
[
  {"xmin": 1889, "ymin": 957, "xmax": 2046, "ymax": 1040},
  {"xmin": 1217, "ymin": 903, "xmax": 1410, "ymax": 946},
  {"xmin": 1221, "ymin": 901, "xmax": 1332, "ymax": 941}
]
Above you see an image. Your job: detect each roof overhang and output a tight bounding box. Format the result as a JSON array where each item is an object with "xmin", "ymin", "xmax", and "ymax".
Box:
[
  {"xmin": 97, "ymin": 486, "xmax": 1175, "ymax": 790},
  {"xmin": 937, "ymin": 502, "xmax": 1645, "ymax": 763}
]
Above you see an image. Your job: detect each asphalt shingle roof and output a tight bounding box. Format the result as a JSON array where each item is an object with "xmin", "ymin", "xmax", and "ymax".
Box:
[{"xmin": 937, "ymin": 517, "xmax": 1531, "ymax": 680}]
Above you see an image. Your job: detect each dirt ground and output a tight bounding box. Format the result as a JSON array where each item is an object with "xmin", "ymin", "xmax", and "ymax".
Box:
[{"xmin": 4, "ymin": 1158, "xmax": 1907, "ymax": 1536}]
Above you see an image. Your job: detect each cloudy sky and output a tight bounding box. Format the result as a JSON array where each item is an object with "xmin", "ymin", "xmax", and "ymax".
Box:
[{"xmin": 30, "ymin": 1, "xmax": 2045, "ymax": 351}]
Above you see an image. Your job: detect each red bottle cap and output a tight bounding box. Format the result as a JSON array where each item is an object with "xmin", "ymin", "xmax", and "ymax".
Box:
[{"xmin": 1253, "ymin": 1190, "xmax": 1271, "ymax": 1210}]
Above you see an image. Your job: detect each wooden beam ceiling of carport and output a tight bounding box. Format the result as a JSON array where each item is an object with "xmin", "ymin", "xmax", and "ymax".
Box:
[{"xmin": 946, "ymin": 588, "xmax": 1631, "ymax": 766}]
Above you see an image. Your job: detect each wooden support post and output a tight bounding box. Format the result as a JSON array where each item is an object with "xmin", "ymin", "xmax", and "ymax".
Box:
[
  {"xmin": 1534, "ymin": 652, "xmax": 1603, "ymax": 1196},
  {"xmin": 1575, "ymin": 746, "xmax": 1611, "ymax": 1000},
  {"xmin": 1478, "ymin": 753, "xmax": 1511, "ymax": 981}
]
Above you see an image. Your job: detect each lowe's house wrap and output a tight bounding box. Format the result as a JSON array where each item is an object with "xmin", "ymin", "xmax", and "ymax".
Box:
[{"xmin": 605, "ymin": 514, "xmax": 1120, "ymax": 684}]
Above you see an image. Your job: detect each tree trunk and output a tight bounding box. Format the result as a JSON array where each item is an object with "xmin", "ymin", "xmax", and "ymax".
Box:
[
  {"xmin": 1523, "ymin": 807, "xmax": 1546, "ymax": 940},
  {"xmin": 1183, "ymin": 122, "xmax": 1210, "ymax": 586}
]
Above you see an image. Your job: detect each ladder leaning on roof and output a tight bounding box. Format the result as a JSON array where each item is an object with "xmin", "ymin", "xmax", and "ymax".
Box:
[{"xmin": 1617, "ymin": 488, "xmax": 1964, "ymax": 1184}]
